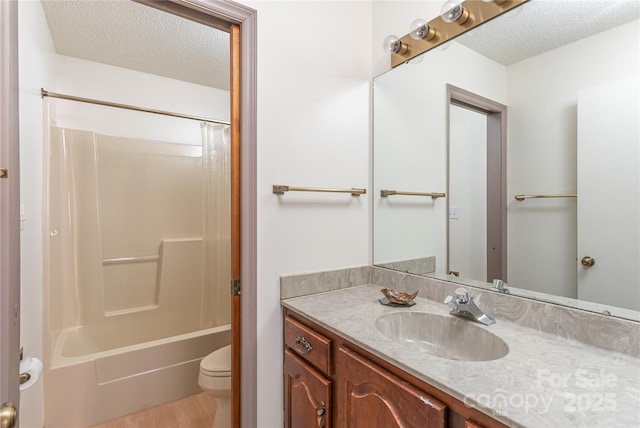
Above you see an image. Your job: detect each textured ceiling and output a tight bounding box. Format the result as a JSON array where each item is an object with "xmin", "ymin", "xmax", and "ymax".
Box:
[
  {"xmin": 457, "ymin": 0, "xmax": 640, "ymax": 65},
  {"xmin": 40, "ymin": 0, "xmax": 640, "ymax": 88},
  {"xmin": 40, "ymin": 0, "xmax": 230, "ymax": 90}
]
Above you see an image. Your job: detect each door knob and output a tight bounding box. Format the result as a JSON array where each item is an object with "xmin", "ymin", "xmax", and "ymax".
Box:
[
  {"xmin": 581, "ymin": 256, "xmax": 595, "ymax": 267},
  {"xmin": 1, "ymin": 402, "xmax": 17, "ymax": 428}
]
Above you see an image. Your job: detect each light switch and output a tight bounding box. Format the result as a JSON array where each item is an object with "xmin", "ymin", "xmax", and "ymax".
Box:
[
  {"xmin": 449, "ymin": 206, "xmax": 460, "ymax": 219},
  {"xmin": 20, "ymin": 204, "xmax": 27, "ymax": 231}
]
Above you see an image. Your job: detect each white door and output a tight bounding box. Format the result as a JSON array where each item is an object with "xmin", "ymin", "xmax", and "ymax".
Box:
[
  {"xmin": 1, "ymin": 1, "xmax": 21, "ymax": 427},
  {"xmin": 577, "ymin": 77, "xmax": 640, "ymax": 311},
  {"xmin": 449, "ymin": 104, "xmax": 488, "ymax": 281}
]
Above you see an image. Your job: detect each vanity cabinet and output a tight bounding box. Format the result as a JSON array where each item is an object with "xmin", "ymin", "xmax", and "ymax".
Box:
[
  {"xmin": 283, "ymin": 308, "xmax": 507, "ymax": 428},
  {"xmin": 284, "ymin": 316, "xmax": 333, "ymax": 427},
  {"xmin": 336, "ymin": 346, "xmax": 446, "ymax": 427}
]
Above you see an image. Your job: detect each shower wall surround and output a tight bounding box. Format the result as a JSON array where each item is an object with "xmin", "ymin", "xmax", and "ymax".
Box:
[
  {"xmin": 48, "ymin": 126, "xmax": 227, "ymax": 345},
  {"xmin": 281, "ymin": 266, "xmax": 639, "ymax": 357}
]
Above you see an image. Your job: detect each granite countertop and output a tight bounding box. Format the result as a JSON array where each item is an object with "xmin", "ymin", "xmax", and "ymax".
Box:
[{"xmin": 282, "ymin": 284, "xmax": 640, "ymax": 428}]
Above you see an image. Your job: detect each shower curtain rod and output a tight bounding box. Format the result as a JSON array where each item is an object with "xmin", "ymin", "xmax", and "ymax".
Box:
[{"xmin": 41, "ymin": 88, "xmax": 230, "ymax": 126}]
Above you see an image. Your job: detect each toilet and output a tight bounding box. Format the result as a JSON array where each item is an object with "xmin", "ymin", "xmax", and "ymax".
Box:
[{"xmin": 199, "ymin": 345, "xmax": 231, "ymax": 428}]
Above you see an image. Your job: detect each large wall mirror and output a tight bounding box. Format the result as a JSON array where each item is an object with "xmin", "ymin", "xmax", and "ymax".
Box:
[{"xmin": 373, "ymin": 0, "xmax": 640, "ymax": 320}]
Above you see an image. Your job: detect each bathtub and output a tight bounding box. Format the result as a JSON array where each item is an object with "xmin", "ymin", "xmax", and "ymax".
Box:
[{"xmin": 43, "ymin": 324, "xmax": 230, "ymax": 427}]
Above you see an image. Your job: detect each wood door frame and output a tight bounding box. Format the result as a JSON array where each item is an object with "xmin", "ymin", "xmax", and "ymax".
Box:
[
  {"xmin": 140, "ymin": 2, "xmax": 259, "ymax": 427},
  {"xmin": 446, "ymin": 84, "xmax": 507, "ymax": 283},
  {"xmin": 0, "ymin": 0, "xmax": 21, "ymax": 417}
]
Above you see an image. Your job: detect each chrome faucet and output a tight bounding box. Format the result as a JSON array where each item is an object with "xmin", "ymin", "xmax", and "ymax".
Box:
[{"xmin": 444, "ymin": 288, "xmax": 495, "ymax": 326}]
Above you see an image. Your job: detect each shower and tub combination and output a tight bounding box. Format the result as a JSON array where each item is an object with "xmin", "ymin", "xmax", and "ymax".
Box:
[{"xmin": 42, "ymin": 103, "xmax": 232, "ymax": 427}]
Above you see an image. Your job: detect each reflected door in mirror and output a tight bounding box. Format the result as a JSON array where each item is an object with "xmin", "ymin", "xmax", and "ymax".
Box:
[
  {"xmin": 449, "ymin": 105, "xmax": 487, "ymax": 281},
  {"xmin": 577, "ymin": 77, "xmax": 639, "ymax": 311}
]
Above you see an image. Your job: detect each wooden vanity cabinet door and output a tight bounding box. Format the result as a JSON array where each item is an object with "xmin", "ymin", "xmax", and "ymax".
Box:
[
  {"xmin": 284, "ymin": 349, "xmax": 331, "ymax": 428},
  {"xmin": 336, "ymin": 346, "xmax": 446, "ymax": 428}
]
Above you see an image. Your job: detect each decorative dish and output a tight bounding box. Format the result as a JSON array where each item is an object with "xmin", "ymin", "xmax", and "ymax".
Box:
[{"xmin": 379, "ymin": 288, "xmax": 418, "ymax": 307}]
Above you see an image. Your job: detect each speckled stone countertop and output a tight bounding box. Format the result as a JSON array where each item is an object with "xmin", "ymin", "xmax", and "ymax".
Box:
[{"xmin": 282, "ymin": 284, "xmax": 640, "ymax": 428}]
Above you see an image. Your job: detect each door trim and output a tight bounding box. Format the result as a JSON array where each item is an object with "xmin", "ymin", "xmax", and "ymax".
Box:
[
  {"xmin": 135, "ymin": 1, "xmax": 258, "ymax": 426},
  {"xmin": 0, "ymin": 0, "xmax": 22, "ymax": 414},
  {"xmin": 446, "ymin": 84, "xmax": 507, "ymax": 282}
]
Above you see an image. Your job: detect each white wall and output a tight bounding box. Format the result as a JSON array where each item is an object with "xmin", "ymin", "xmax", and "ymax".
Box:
[
  {"xmin": 52, "ymin": 55, "xmax": 229, "ymax": 144},
  {"xmin": 506, "ymin": 19, "xmax": 640, "ymax": 296},
  {"xmin": 17, "ymin": 2, "xmax": 55, "ymax": 427},
  {"xmin": 244, "ymin": 2, "xmax": 372, "ymax": 425}
]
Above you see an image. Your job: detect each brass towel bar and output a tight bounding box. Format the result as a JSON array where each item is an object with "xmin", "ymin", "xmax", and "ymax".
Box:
[
  {"xmin": 273, "ymin": 185, "xmax": 366, "ymax": 196},
  {"xmin": 380, "ymin": 190, "xmax": 446, "ymax": 199},
  {"xmin": 515, "ymin": 194, "xmax": 577, "ymax": 201}
]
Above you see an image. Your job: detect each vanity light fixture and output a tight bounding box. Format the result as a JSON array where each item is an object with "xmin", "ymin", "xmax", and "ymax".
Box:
[
  {"xmin": 409, "ymin": 18, "xmax": 437, "ymax": 41},
  {"xmin": 382, "ymin": 35, "xmax": 408, "ymax": 55},
  {"xmin": 440, "ymin": 0, "xmax": 471, "ymax": 24},
  {"xmin": 384, "ymin": 0, "xmax": 529, "ymax": 65}
]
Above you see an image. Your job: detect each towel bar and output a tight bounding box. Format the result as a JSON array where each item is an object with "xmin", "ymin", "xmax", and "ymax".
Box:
[
  {"xmin": 380, "ymin": 190, "xmax": 446, "ymax": 199},
  {"xmin": 273, "ymin": 185, "xmax": 366, "ymax": 196}
]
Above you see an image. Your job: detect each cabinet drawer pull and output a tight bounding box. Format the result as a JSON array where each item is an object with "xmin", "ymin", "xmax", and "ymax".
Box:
[
  {"xmin": 317, "ymin": 401, "xmax": 326, "ymax": 427},
  {"xmin": 295, "ymin": 336, "xmax": 313, "ymax": 355}
]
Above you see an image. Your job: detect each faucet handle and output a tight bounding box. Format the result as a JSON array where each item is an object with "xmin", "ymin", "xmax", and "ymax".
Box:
[
  {"xmin": 454, "ymin": 287, "xmax": 469, "ymax": 303},
  {"xmin": 444, "ymin": 294, "xmax": 457, "ymax": 309},
  {"xmin": 492, "ymin": 279, "xmax": 510, "ymax": 294}
]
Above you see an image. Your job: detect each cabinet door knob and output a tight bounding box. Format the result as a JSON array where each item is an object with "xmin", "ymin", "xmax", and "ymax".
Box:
[{"xmin": 295, "ymin": 336, "xmax": 312, "ymax": 355}]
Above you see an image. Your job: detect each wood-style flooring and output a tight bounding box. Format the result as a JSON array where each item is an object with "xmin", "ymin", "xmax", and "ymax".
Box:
[{"xmin": 90, "ymin": 393, "xmax": 217, "ymax": 428}]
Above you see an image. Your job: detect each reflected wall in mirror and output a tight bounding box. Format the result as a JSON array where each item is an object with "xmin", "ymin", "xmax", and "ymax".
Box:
[{"xmin": 373, "ymin": 0, "xmax": 640, "ymax": 320}]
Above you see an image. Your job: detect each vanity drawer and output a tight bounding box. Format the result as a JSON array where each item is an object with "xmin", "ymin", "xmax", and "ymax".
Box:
[{"xmin": 284, "ymin": 316, "xmax": 332, "ymax": 376}]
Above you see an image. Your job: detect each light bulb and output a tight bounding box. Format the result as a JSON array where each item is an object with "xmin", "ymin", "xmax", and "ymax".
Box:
[
  {"xmin": 440, "ymin": 0, "xmax": 470, "ymax": 24},
  {"xmin": 382, "ymin": 35, "xmax": 407, "ymax": 55},
  {"xmin": 409, "ymin": 18, "xmax": 436, "ymax": 41}
]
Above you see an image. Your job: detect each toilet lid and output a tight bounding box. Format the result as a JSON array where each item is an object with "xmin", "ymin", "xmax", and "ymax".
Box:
[{"xmin": 201, "ymin": 345, "xmax": 231, "ymax": 376}]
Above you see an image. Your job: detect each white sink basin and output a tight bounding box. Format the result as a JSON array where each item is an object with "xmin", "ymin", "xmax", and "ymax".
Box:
[{"xmin": 375, "ymin": 312, "xmax": 509, "ymax": 361}]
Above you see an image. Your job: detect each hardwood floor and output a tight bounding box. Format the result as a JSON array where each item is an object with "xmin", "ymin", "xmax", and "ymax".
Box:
[{"xmin": 91, "ymin": 393, "xmax": 217, "ymax": 428}]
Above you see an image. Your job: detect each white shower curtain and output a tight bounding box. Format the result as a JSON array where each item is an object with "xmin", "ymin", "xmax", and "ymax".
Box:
[{"xmin": 201, "ymin": 122, "xmax": 231, "ymax": 327}]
